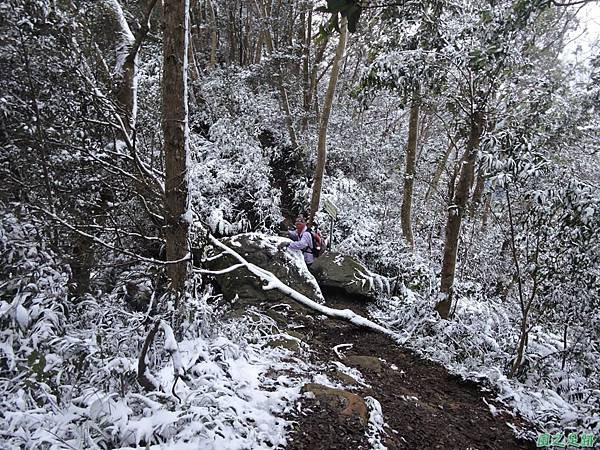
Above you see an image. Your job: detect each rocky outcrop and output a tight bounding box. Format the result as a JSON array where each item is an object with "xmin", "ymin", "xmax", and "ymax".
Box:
[
  {"xmin": 204, "ymin": 233, "xmax": 324, "ymax": 316},
  {"xmin": 309, "ymin": 251, "xmax": 390, "ymax": 300}
]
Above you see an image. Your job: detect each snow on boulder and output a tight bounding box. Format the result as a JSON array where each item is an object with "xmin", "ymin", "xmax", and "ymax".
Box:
[
  {"xmin": 310, "ymin": 252, "xmax": 391, "ymax": 301},
  {"xmin": 204, "ymin": 233, "xmax": 324, "ymax": 314}
]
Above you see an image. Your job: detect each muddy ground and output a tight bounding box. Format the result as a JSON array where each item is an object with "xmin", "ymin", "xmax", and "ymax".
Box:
[{"xmin": 275, "ymin": 294, "xmax": 535, "ymax": 450}]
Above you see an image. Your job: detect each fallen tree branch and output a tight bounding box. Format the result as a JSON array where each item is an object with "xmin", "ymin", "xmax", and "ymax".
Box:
[
  {"xmin": 207, "ymin": 235, "xmax": 396, "ymax": 337},
  {"xmin": 333, "ymin": 343, "xmax": 353, "ymax": 359},
  {"xmin": 194, "ymin": 263, "xmax": 245, "ymax": 275}
]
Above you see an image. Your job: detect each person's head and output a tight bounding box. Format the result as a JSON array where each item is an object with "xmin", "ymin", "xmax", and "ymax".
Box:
[{"xmin": 294, "ymin": 215, "xmax": 306, "ymax": 233}]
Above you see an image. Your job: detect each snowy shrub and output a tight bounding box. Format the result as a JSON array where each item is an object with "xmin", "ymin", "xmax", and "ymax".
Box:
[
  {"xmin": 187, "ymin": 69, "xmax": 290, "ymax": 234},
  {"xmin": 371, "ymin": 279, "xmax": 600, "ymax": 436},
  {"xmin": 0, "ymin": 208, "xmax": 312, "ymax": 449},
  {"xmin": 190, "ymin": 118, "xmax": 283, "ymax": 234}
]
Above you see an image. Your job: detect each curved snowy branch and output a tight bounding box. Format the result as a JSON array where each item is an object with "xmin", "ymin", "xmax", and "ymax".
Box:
[
  {"xmin": 194, "ymin": 263, "xmax": 246, "ymax": 275},
  {"xmin": 208, "ymin": 235, "xmax": 396, "ymax": 337}
]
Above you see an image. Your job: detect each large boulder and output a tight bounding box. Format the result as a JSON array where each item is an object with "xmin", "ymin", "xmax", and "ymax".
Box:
[
  {"xmin": 310, "ymin": 251, "xmax": 390, "ymax": 300},
  {"xmin": 204, "ymin": 233, "xmax": 324, "ymax": 314}
]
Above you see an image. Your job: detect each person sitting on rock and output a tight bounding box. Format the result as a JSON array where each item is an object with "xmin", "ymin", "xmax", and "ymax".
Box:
[{"xmin": 282, "ymin": 215, "xmax": 315, "ymax": 267}]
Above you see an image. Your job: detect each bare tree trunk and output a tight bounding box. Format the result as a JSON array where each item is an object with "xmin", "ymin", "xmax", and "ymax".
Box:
[
  {"xmin": 469, "ymin": 164, "xmax": 485, "ymax": 216},
  {"xmin": 425, "ymin": 139, "xmax": 453, "ymax": 203},
  {"xmin": 260, "ymin": 3, "xmax": 298, "ymax": 149},
  {"xmin": 188, "ymin": 33, "xmax": 202, "ymax": 83},
  {"xmin": 106, "ymin": 0, "xmax": 135, "ymax": 131},
  {"xmin": 506, "ymin": 187, "xmax": 537, "ymax": 378},
  {"xmin": 561, "ymin": 323, "xmax": 568, "ymax": 370},
  {"xmin": 308, "ymin": 19, "xmax": 347, "ymax": 225},
  {"xmin": 481, "ymin": 193, "xmax": 492, "ymax": 229},
  {"xmin": 436, "ymin": 112, "xmax": 484, "ymax": 319},
  {"xmin": 69, "ymin": 235, "xmax": 94, "ymax": 297},
  {"xmin": 207, "ymin": 0, "xmax": 218, "ymax": 68},
  {"xmin": 254, "ymin": 31, "xmax": 263, "ymax": 63},
  {"xmin": 226, "ymin": 7, "xmax": 236, "ymax": 65},
  {"xmin": 162, "ymin": 0, "xmax": 191, "ymax": 294},
  {"xmin": 306, "ymin": 38, "xmax": 328, "ymax": 130},
  {"xmin": 300, "ymin": 8, "xmax": 312, "ymax": 132},
  {"xmin": 238, "ymin": 1, "xmax": 244, "ymax": 64},
  {"xmin": 415, "ymin": 109, "xmax": 431, "ymax": 163},
  {"xmin": 400, "ymin": 89, "xmax": 420, "ymax": 249},
  {"xmin": 280, "ymin": 86, "xmax": 299, "ymax": 148},
  {"xmin": 107, "ymin": 0, "xmax": 158, "ymax": 132},
  {"xmin": 511, "ymin": 312, "xmax": 530, "ymax": 378}
]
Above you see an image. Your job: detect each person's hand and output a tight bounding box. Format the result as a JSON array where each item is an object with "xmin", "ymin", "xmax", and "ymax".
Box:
[{"xmin": 277, "ymin": 242, "xmax": 288, "ymax": 250}]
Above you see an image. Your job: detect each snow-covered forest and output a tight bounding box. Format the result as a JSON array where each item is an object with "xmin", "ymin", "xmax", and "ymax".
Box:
[{"xmin": 1, "ymin": 0, "xmax": 599, "ymax": 448}]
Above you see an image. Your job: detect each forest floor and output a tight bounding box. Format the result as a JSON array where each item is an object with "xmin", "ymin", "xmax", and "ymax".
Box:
[{"xmin": 274, "ymin": 294, "xmax": 536, "ymax": 450}]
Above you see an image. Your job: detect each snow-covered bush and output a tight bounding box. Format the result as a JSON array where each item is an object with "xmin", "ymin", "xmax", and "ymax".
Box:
[
  {"xmin": 371, "ymin": 278, "xmax": 600, "ymax": 436},
  {"xmin": 0, "ymin": 208, "xmax": 310, "ymax": 449},
  {"xmin": 190, "ymin": 117, "xmax": 282, "ymax": 234},
  {"xmin": 187, "ymin": 69, "xmax": 292, "ymax": 234}
]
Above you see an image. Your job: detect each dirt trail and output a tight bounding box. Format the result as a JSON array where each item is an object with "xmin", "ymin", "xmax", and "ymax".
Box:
[{"xmin": 283, "ymin": 295, "xmax": 535, "ymax": 450}]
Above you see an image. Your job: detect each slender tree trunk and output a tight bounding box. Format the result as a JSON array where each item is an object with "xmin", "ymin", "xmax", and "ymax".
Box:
[
  {"xmin": 115, "ymin": 59, "xmax": 137, "ymax": 132},
  {"xmin": 469, "ymin": 164, "xmax": 485, "ymax": 216},
  {"xmin": 510, "ymin": 315, "xmax": 529, "ymax": 378},
  {"xmin": 162, "ymin": 0, "xmax": 191, "ymax": 294},
  {"xmin": 254, "ymin": 31, "xmax": 263, "ymax": 63},
  {"xmin": 481, "ymin": 193, "xmax": 491, "ymax": 229},
  {"xmin": 561, "ymin": 323, "xmax": 568, "ymax": 370},
  {"xmin": 300, "ymin": 8, "xmax": 312, "ymax": 132},
  {"xmin": 400, "ymin": 89, "xmax": 420, "ymax": 249},
  {"xmin": 108, "ymin": 0, "xmax": 158, "ymax": 132},
  {"xmin": 207, "ymin": 0, "xmax": 218, "ymax": 68},
  {"xmin": 425, "ymin": 139, "xmax": 453, "ymax": 203},
  {"xmin": 70, "ymin": 235, "xmax": 94, "ymax": 297},
  {"xmin": 238, "ymin": 2, "xmax": 244, "ymax": 66},
  {"xmin": 260, "ymin": 4, "xmax": 298, "ymax": 149},
  {"xmin": 280, "ymin": 86, "xmax": 299, "ymax": 148},
  {"xmin": 415, "ymin": 110, "xmax": 431, "ymax": 163},
  {"xmin": 188, "ymin": 33, "xmax": 201, "ymax": 83},
  {"xmin": 308, "ymin": 19, "xmax": 347, "ymax": 225},
  {"xmin": 436, "ymin": 112, "xmax": 484, "ymax": 319},
  {"xmin": 226, "ymin": 8, "xmax": 235, "ymax": 65},
  {"xmin": 306, "ymin": 38, "xmax": 328, "ymax": 131},
  {"xmin": 506, "ymin": 187, "xmax": 534, "ymax": 378},
  {"xmin": 106, "ymin": 0, "xmax": 136, "ymax": 131}
]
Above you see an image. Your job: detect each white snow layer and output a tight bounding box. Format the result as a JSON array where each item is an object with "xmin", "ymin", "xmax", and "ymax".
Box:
[
  {"xmin": 365, "ymin": 396, "xmax": 388, "ymax": 450},
  {"xmin": 3, "ymin": 327, "xmax": 308, "ymax": 450}
]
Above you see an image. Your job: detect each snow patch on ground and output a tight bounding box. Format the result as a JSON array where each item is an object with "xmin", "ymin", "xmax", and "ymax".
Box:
[
  {"xmin": 365, "ymin": 396, "xmax": 388, "ymax": 450},
  {"xmin": 332, "ymin": 360, "xmax": 369, "ymax": 387}
]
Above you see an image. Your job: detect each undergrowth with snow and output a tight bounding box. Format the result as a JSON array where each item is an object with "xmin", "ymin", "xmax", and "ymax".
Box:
[
  {"xmin": 369, "ymin": 282, "xmax": 600, "ymax": 438},
  {"xmin": 0, "ymin": 212, "xmax": 313, "ymax": 449}
]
